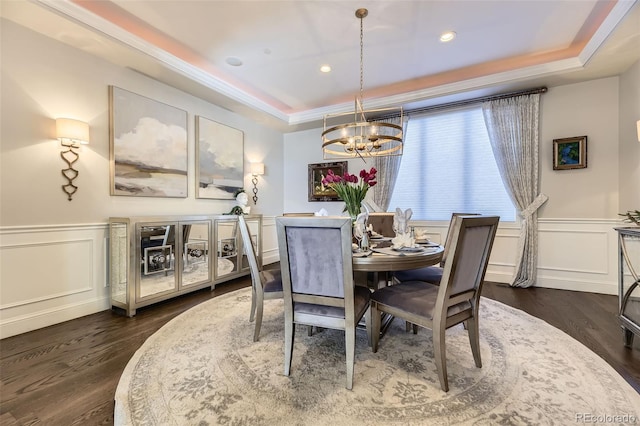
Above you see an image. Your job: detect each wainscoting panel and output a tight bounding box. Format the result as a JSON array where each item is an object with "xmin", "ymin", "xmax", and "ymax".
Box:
[
  {"xmin": 539, "ymin": 228, "xmax": 609, "ymax": 274},
  {"xmin": 0, "ymin": 218, "xmax": 623, "ymax": 338},
  {"xmin": 0, "ymin": 239, "xmax": 94, "ymax": 308},
  {"xmin": 535, "ymin": 219, "xmax": 619, "ymax": 295},
  {"xmin": 0, "ymin": 224, "xmax": 109, "ymax": 339},
  {"xmin": 262, "ymin": 216, "xmax": 278, "ymax": 266}
]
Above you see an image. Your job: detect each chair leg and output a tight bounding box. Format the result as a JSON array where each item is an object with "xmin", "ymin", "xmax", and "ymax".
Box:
[
  {"xmin": 365, "ymin": 306, "xmax": 372, "ymax": 348},
  {"xmin": 467, "ymin": 316, "xmax": 482, "ymax": 368},
  {"xmin": 433, "ymin": 320, "xmax": 449, "ymax": 392},
  {"xmin": 253, "ymin": 293, "xmax": 265, "ymax": 342},
  {"xmin": 371, "ymin": 303, "xmax": 381, "ymax": 353},
  {"xmin": 404, "ymin": 321, "xmax": 418, "ymax": 334},
  {"xmin": 249, "ymin": 288, "xmax": 257, "ymax": 322},
  {"xmin": 345, "ymin": 325, "xmax": 355, "ymax": 390},
  {"xmin": 284, "ymin": 316, "xmax": 294, "ymax": 377}
]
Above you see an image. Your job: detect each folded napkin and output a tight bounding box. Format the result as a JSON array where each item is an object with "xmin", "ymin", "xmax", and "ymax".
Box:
[
  {"xmin": 392, "ymin": 232, "xmax": 415, "ymax": 249},
  {"xmin": 414, "ymin": 227, "xmax": 428, "ymax": 240}
]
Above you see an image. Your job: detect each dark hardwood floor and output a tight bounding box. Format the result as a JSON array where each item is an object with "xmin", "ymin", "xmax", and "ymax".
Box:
[{"xmin": 1, "ymin": 277, "xmax": 638, "ymax": 425}]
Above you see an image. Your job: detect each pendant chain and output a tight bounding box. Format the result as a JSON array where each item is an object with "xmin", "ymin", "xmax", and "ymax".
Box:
[{"xmin": 359, "ymin": 15, "xmax": 364, "ymax": 108}]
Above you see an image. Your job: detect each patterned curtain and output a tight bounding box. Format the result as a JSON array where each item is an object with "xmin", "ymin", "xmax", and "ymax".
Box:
[
  {"xmin": 370, "ymin": 116, "xmax": 407, "ymax": 211},
  {"xmin": 482, "ymin": 94, "xmax": 548, "ymax": 288}
]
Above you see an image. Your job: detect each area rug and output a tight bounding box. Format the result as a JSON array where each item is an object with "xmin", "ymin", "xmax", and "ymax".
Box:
[{"xmin": 114, "ymin": 287, "xmax": 640, "ymax": 425}]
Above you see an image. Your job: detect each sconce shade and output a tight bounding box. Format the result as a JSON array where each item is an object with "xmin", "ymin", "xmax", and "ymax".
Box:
[
  {"xmin": 56, "ymin": 118, "xmax": 90, "ymax": 145},
  {"xmin": 637, "ymin": 120, "xmax": 640, "ymax": 142},
  {"xmin": 250, "ymin": 162, "xmax": 265, "ymax": 175}
]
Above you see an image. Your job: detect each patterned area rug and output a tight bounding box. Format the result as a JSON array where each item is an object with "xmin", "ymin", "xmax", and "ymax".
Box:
[{"xmin": 115, "ymin": 288, "xmax": 640, "ymax": 425}]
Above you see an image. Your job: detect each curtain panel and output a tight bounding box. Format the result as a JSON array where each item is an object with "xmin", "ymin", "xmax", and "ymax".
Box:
[
  {"xmin": 371, "ymin": 116, "xmax": 407, "ymax": 211},
  {"xmin": 482, "ymin": 94, "xmax": 547, "ymax": 288}
]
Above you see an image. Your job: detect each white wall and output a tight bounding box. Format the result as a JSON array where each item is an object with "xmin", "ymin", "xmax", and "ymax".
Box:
[
  {"xmin": 0, "ymin": 19, "xmax": 284, "ymax": 338},
  {"xmin": 0, "ymin": 19, "xmax": 284, "ymax": 224},
  {"xmin": 539, "ymin": 78, "xmax": 620, "ymax": 218},
  {"xmin": 618, "ymin": 59, "xmax": 640, "ymax": 212}
]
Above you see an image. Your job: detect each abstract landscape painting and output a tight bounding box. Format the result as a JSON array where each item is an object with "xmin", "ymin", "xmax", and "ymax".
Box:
[
  {"xmin": 110, "ymin": 86, "xmax": 188, "ymax": 197},
  {"xmin": 195, "ymin": 116, "xmax": 244, "ymax": 199}
]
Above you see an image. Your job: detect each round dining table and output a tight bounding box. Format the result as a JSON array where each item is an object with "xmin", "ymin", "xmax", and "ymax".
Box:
[
  {"xmin": 352, "ymin": 246, "xmax": 443, "ymax": 272},
  {"xmin": 351, "ymin": 243, "xmax": 444, "ymax": 336},
  {"xmin": 352, "ymin": 243, "xmax": 444, "ymax": 289}
]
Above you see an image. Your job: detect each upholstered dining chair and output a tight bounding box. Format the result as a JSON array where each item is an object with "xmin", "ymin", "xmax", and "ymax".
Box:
[
  {"xmin": 276, "ymin": 216, "xmax": 372, "ymax": 390},
  {"xmin": 393, "ymin": 212, "xmax": 479, "ymax": 285},
  {"xmin": 238, "ymin": 215, "xmax": 283, "ymax": 342},
  {"xmin": 366, "ymin": 212, "xmax": 396, "ymax": 237},
  {"xmin": 370, "ymin": 215, "xmax": 499, "ymax": 392}
]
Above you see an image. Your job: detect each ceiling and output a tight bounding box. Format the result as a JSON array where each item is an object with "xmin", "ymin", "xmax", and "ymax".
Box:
[{"xmin": 2, "ymin": 0, "xmax": 639, "ymax": 132}]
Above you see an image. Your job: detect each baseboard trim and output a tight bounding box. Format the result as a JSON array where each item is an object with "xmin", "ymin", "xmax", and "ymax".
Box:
[
  {"xmin": 485, "ymin": 271, "xmax": 617, "ymax": 295},
  {"xmin": 0, "ymin": 296, "xmax": 110, "ymax": 339}
]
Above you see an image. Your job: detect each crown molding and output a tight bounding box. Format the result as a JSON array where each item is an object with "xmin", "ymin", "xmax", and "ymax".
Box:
[
  {"xmin": 34, "ymin": 0, "xmax": 290, "ymax": 124},
  {"xmin": 579, "ymin": 0, "xmax": 637, "ymax": 65},
  {"xmin": 34, "ymin": 0, "xmax": 637, "ymax": 129}
]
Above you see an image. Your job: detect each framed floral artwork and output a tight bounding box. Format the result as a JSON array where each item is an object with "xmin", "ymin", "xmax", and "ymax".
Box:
[
  {"xmin": 308, "ymin": 162, "xmax": 347, "ymax": 201},
  {"xmin": 553, "ymin": 136, "xmax": 587, "ymax": 170}
]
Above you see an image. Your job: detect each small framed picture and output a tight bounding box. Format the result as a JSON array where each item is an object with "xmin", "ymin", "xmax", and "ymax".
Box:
[
  {"xmin": 308, "ymin": 161, "xmax": 347, "ymax": 201},
  {"xmin": 143, "ymin": 245, "xmax": 173, "ymax": 275},
  {"xmin": 553, "ymin": 136, "xmax": 587, "ymax": 170}
]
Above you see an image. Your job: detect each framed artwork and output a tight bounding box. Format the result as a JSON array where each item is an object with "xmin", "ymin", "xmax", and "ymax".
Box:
[
  {"xmin": 308, "ymin": 161, "xmax": 347, "ymax": 201},
  {"xmin": 109, "ymin": 86, "xmax": 188, "ymax": 197},
  {"xmin": 185, "ymin": 241, "xmax": 208, "ymax": 266},
  {"xmin": 195, "ymin": 116, "xmax": 244, "ymax": 199},
  {"xmin": 143, "ymin": 245, "xmax": 173, "ymax": 275},
  {"xmin": 553, "ymin": 136, "xmax": 587, "ymax": 170}
]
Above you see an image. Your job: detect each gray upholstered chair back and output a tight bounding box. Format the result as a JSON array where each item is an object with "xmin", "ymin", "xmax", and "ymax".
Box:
[
  {"xmin": 277, "ymin": 216, "xmax": 354, "ymax": 307},
  {"xmin": 366, "ymin": 212, "xmax": 395, "ymax": 237},
  {"xmin": 441, "ymin": 213, "xmax": 479, "ymax": 266},
  {"xmin": 284, "ymin": 225, "xmax": 346, "ymax": 298},
  {"xmin": 439, "ymin": 215, "xmax": 499, "ymax": 307}
]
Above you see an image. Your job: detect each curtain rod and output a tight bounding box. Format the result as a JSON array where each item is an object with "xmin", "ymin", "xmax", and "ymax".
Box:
[{"xmin": 376, "ymin": 86, "xmax": 548, "ymax": 120}]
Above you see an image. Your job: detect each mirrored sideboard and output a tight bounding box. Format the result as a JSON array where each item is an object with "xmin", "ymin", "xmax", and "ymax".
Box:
[
  {"xmin": 616, "ymin": 227, "xmax": 640, "ymax": 348},
  {"xmin": 109, "ymin": 214, "xmax": 262, "ymax": 316}
]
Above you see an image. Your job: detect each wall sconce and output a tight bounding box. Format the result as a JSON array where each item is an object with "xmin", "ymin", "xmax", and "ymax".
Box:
[
  {"xmin": 56, "ymin": 118, "xmax": 90, "ymax": 201},
  {"xmin": 636, "ymin": 120, "xmax": 640, "ymax": 142},
  {"xmin": 250, "ymin": 162, "xmax": 265, "ymax": 204}
]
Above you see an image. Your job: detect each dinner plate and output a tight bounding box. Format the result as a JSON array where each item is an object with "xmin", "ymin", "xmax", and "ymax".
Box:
[
  {"xmin": 417, "ymin": 241, "xmax": 440, "ymax": 247},
  {"xmin": 392, "ymin": 246, "xmax": 424, "ymax": 253}
]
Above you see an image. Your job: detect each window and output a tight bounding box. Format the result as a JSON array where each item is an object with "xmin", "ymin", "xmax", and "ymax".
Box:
[{"xmin": 389, "ymin": 106, "xmax": 516, "ymax": 221}]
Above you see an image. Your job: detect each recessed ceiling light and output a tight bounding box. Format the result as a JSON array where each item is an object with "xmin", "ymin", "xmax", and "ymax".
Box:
[
  {"xmin": 320, "ymin": 65, "xmax": 332, "ymax": 73},
  {"xmin": 226, "ymin": 57, "xmax": 243, "ymax": 66},
  {"xmin": 439, "ymin": 31, "xmax": 456, "ymax": 43}
]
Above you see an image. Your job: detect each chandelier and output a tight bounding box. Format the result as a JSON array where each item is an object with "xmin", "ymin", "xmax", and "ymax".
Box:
[{"xmin": 322, "ymin": 8, "xmax": 403, "ymax": 160}]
